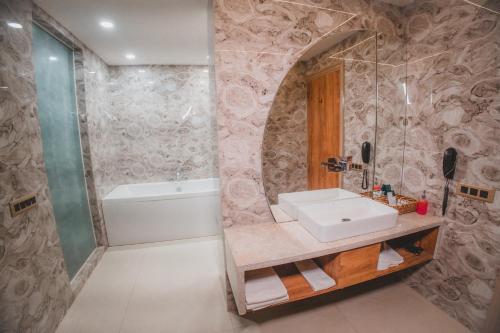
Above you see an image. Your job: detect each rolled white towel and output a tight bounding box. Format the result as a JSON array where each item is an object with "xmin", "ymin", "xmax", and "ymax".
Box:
[
  {"xmin": 294, "ymin": 259, "xmax": 336, "ymax": 291},
  {"xmin": 245, "ymin": 267, "xmax": 288, "ymax": 306}
]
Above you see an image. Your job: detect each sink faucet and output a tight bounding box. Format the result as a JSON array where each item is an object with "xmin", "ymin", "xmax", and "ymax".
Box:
[
  {"xmin": 176, "ymin": 171, "xmax": 181, "ymax": 181},
  {"xmin": 321, "ymin": 156, "xmax": 352, "ymax": 172}
]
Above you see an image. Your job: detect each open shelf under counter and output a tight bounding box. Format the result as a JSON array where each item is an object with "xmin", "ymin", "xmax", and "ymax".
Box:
[{"xmin": 225, "ymin": 213, "xmax": 443, "ymax": 315}]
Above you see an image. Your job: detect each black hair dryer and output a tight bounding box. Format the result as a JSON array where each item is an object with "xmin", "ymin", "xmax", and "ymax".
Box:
[
  {"xmin": 442, "ymin": 147, "xmax": 457, "ymax": 216},
  {"xmin": 361, "ymin": 141, "xmax": 371, "ymax": 190}
]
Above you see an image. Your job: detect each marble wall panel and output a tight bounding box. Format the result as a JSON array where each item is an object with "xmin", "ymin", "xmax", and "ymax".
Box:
[
  {"xmin": 0, "ymin": 1, "xmax": 73, "ymax": 331},
  {"xmin": 401, "ymin": 0, "xmax": 500, "ymax": 331},
  {"xmin": 262, "ymin": 63, "xmax": 308, "ymax": 205},
  {"xmin": 81, "ymin": 49, "xmax": 110, "ymax": 246},
  {"xmin": 90, "ymin": 65, "xmax": 218, "ymax": 197}
]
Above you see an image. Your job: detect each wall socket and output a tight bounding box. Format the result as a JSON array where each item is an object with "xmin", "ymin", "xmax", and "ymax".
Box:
[
  {"xmin": 457, "ymin": 183, "xmax": 496, "ymax": 203},
  {"xmin": 351, "ymin": 162, "xmax": 363, "ymax": 171},
  {"xmin": 9, "ymin": 193, "xmax": 38, "ymax": 217}
]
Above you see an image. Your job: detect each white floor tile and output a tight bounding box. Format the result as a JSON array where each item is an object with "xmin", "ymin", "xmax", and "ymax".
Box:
[{"xmin": 56, "ymin": 237, "xmax": 470, "ymax": 333}]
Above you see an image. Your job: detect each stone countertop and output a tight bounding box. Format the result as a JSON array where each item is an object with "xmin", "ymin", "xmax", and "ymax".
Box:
[{"xmin": 224, "ymin": 213, "xmax": 443, "ymax": 271}]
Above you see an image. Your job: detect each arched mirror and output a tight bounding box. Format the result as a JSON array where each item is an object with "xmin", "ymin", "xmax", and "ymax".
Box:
[{"xmin": 262, "ymin": 28, "xmax": 407, "ymax": 218}]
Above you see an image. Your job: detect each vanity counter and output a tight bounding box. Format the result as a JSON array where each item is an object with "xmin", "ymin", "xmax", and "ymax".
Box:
[
  {"xmin": 225, "ymin": 213, "xmax": 442, "ymax": 271},
  {"xmin": 225, "ymin": 213, "xmax": 443, "ymax": 315}
]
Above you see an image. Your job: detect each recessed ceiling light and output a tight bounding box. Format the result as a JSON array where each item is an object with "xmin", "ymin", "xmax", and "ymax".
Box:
[
  {"xmin": 88, "ymin": 71, "xmax": 96, "ymax": 74},
  {"xmin": 0, "ymin": 86, "xmax": 8, "ymax": 89},
  {"xmin": 99, "ymin": 20, "xmax": 114, "ymax": 29},
  {"xmin": 125, "ymin": 53, "xmax": 136, "ymax": 60},
  {"xmin": 138, "ymin": 69, "xmax": 146, "ymax": 73},
  {"xmin": 7, "ymin": 22, "xmax": 23, "ymax": 29},
  {"xmin": 49, "ymin": 56, "xmax": 58, "ymax": 61}
]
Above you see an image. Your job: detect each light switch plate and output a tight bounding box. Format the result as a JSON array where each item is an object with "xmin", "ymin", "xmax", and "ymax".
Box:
[
  {"xmin": 457, "ymin": 183, "xmax": 495, "ymax": 203},
  {"xmin": 351, "ymin": 162, "xmax": 363, "ymax": 171},
  {"xmin": 9, "ymin": 193, "xmax": 38, "ymax": 217}
]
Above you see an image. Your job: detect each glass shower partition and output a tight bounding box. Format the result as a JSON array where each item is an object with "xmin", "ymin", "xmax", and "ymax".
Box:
[{"xmin": 32, "ymin": 24, "xmax": 96, "ymax": 279}]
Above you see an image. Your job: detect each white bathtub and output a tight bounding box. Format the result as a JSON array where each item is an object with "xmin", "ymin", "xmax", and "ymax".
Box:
[{"xmin": 103, "ymin": 178, "xmax": 221, "ymax": 246}]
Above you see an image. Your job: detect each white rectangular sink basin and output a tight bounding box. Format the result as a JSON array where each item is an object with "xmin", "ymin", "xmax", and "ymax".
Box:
[
  {"xmin": 298, "ymin": 197, "xmax": 398, "ymax": 242},
  {"xmin": 278, "ymin": 188, "xmax": 361, "ymax": 220}
]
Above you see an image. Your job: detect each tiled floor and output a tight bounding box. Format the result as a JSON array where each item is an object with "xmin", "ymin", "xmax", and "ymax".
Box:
[{"xmin": 56, "ymin": 237, "xmax": 470, "ymax": 333}]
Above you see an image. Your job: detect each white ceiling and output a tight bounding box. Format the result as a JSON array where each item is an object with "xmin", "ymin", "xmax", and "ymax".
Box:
[{"xmin": 35, "ymin": 0, "xmax": 209, "ymax": 65}]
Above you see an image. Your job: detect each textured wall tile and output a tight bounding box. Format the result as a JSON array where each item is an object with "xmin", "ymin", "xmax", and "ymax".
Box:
[
  {"xmin": 89, "ymin": 65, "xmax": 218, "ymax": 198},
  {"xmin": 262, "ymin": 63, "xmax": 308, "ymax": 204},
  {"xmin": 402, "ymin": 0, "xmax": 500, "ymax": 331}
]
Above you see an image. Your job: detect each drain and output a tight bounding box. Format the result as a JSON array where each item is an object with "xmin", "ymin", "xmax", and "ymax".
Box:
[{"xmin": 341, "ymin": 218, "xmax": 351, "ymax": 222}]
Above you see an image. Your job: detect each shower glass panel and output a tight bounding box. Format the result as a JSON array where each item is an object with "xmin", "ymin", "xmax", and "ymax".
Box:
[{"xmin": 32, "ymin": 25, "xmax": 95, "ymax": 279}]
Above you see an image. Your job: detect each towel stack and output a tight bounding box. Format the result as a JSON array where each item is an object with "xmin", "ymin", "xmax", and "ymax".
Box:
[
  {"xmin": 245, "ymin": 267, "xmax": 289, "ymax": 310},
  {"xmin": 377, "ymin": 243, "xmax": 404, "ymax": 270},
  {"xmin": 294, "ymin": 259, "xmax": 336, "ymax": 291}
]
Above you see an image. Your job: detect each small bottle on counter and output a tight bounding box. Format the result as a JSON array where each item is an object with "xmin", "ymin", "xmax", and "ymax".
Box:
[
  {"xmin": 373, "ymin": 178, "xmax": 381, "ymax": 196},
  {"xmin": 416, "ymin": 190, "xmax": 428, "ymax": 215}
]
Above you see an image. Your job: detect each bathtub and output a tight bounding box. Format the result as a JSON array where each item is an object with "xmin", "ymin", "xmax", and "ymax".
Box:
[{"xmin": 102, "ymin": 178, "xmax": 221, "ymax": 246}]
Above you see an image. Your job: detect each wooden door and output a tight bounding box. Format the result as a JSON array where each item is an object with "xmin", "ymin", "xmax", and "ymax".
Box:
[{"xmin": 307, "ymin": 66, "xmax": 342, "ymax": 190}]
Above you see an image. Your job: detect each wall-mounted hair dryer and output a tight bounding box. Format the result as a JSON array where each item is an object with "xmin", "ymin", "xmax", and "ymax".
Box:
[
  {"xmin": 442, "ymin": 147, "xmax": 457, "ymax": 216},
  {"xmin": 361, "ymin": 141, "xmax": 371, "ymax": 190}
]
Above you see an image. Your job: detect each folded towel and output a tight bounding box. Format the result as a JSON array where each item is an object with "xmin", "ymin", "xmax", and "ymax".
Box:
[
  {"xmin": 246, "ymin": 295, "xmax": 289, "ymax": 310},
  {"xmin": 377, "ymin": 244, "xmax": 404, "ymax": 271},
  {"xmin": 294, "ymin": 259, "xmax": 336, "ymax": 291},
  {"xmin": 245, "ymin": 267, "xmax": 288, "ymax": 306}
]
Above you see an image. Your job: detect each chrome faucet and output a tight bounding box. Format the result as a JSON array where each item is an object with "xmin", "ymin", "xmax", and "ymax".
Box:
[
  {"xmin": 321, "ymin": 156, "xmax": 352, "ymax": 172},
  {"xmin": 176, "ymin": 171, "xmax": 181, "ymax": 181}
]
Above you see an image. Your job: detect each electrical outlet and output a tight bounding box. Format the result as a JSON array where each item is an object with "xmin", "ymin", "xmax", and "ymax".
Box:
[
  {"xmin": 9, "ymin": 193, "xmax": 38, "ymax": 217},
  {"xmin": 457, "ymin": 183, "xmax": 495, "ymax": 203},
  {"xmin": 351, "ymin": 163, "xmax": 363, "ymax": 171}
]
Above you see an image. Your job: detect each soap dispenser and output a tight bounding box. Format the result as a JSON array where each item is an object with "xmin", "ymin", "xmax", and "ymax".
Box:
[{"xmin": 416, "ymin": 191, "xmax": 428, "ymax": 215}]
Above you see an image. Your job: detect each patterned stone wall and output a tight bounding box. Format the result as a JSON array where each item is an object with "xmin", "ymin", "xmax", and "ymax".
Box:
[
  {"xmin": 90, "ymin": 65, "xmax": 217, "ymax": 197},
  {"xmin": 401, "ymin": 0, "xmax": 500, "ymax": 331},
  {"xmin": 262, "ymin": 63, "xmax": 308, "ymax": 205},
  {"xmin": 0, "ymin": 0, "xmax": 74, "ymax": 331},
  {"xmin": 81, "ymin": 49, "xmax": 110, "ymax": 246}
]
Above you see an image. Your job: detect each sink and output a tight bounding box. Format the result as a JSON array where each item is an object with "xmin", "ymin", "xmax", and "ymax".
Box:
[
  {"xmin": 297, "ymin": 197, "xmax": 398, "ymax": 242},
  {"xmin": 278, "ymin": 188, "xmax": 361, "ymax": 220}
]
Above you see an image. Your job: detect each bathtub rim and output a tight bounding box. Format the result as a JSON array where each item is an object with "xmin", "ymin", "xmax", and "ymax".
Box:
[{"xmin": 103, "ymin": 178, "xmax": 220, "ymax": 204}]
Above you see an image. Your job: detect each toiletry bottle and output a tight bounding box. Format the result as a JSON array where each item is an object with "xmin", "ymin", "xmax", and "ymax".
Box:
[
  {"xmin": 416, "ymin": 190, "xmax": 428, "ymax": 215},
  {"xmin": 373, "ymin": 178, "xmax": 381, "ymax": 196}
]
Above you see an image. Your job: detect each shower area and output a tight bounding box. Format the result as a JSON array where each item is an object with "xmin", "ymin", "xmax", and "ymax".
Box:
[
  {"xmin": 30, "ymin": 4, "xmax": 219, "ymax": 282},
  {"xmin": 32, "ymin": 24, "xmax": 96, "ymax": 279}
]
